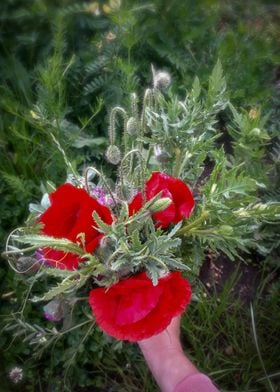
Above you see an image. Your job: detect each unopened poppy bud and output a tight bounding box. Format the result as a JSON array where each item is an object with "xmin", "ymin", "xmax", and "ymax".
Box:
[
  {"xmin": 105, "ymin": 145, "xmax": 121, "ymax": 165},
  {"xmin": 43, "ymin": 297, "xmax": 64, "ymax": 322},
  {"xmin": 126, "ymin": 117, "xmax": 137, "ymax": 136},
  {"xmin": 16, "ymin": 256, "xmax": 39, "ymax": 274},
  {"xmin": 218, "ymin": 225, "xmax": 233, "ymax": 236},
  {"xmin": 153, "ymin": 71, "xmax": 171, "ymax": 90},
  {"xmin": 115, "ymin": 181, "xmax": 135, "ymax": 202},
  {"xmin": 149, "ymin": 197, "xmax": 172, "ymax": 213},
  {"xmin": 154, "ymin": 145, "xmax": 170, "ymax": 163},
  {"xmin": 99, "ymin": 236, "xmax": 116, "ymax": 251},
  {"xmin": 249, "ymin": 128, "xmax": 261, "ymax": 137}
]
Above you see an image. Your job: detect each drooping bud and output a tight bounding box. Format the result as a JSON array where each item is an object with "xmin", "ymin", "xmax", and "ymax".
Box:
[
  {"xmin": 154, "ymin": 145, "xmax": 170, "ymax": 163},
  {"xmin": 126, "ymin": 116, "xmax": 138, "ymax": 136},
  {"xmin": 15, "ymin": 256, "xmax": 40, "ymax": 274},
  {"xmin": 96, "ymin": 236, "xmax": 117, "ymax": 264},
  {"xmin": 105, "ymin": 145, "xmax": 121, "ymax": 165},
  {"xmin": 115, "ymin": 180, "xmax": 136, "ymax": 202},
  {"xmin": 149, "ymin": 197, "xmax": 172, "ymax": 213},
  {"xmin": 43, "ymin": 297, "xmax": 65, "ymax": 322}
]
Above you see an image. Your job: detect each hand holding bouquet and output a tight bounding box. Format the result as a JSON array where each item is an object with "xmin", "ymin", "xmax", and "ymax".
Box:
[{"xmin": 4, "ymin": 63, "xmax": 278, "ymax": 347}]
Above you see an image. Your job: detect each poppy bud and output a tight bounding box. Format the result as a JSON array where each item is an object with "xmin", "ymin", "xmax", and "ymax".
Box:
[
  {"xmin": 249, "ymin": 128, "xmax": 261, "ymax": 137},
  {"xmin": 218, "ymin": 225, "xmax": 233, "ymax": 236},
  {"xmin": 126, "ymin": 117, "xmax": 138, "ymax": 136},
  {"xmin": 16, "ymin": 256, "xmax": 40, "ymax": 274},
  {"xmin": 154, "ymin": 145, "xmax": 170, "ymax": 163},
  {"xmin": 105, "ymin": 145, "xmax": 121, "ymax": 165},
  {"xmin": 115, "ymin": 180, "xmax": 135, "ymax": 202},
  {"xmin": 43, "ymin": 297, "xmax": 64, "ymax": 322},
  {"xmin": 149, "ymin": 197, "xmax": 172, "ymax": 213}
]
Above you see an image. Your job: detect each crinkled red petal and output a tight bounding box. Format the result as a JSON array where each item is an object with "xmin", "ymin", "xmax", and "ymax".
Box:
[
  {"xmin": 39, "ymin": 183, "xmax": 113, "ymax": 269},
  {"xmin": 89, "ymin": 272, "xmax": 192, "ymax": 341}
]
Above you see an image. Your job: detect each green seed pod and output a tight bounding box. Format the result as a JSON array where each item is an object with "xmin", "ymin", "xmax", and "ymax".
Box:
[
  {"xmin": 105, "ymin": 145, "xmax": 121, "ymax": 165},
  {"xmin": 126, "ymin": 116, "xmax": 138, "ymax": 136}
]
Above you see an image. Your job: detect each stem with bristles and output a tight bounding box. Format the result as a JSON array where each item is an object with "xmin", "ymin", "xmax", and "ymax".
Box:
[{"xmin": 85, "ymin": 166, "xmax": 117, "ymax": 208}]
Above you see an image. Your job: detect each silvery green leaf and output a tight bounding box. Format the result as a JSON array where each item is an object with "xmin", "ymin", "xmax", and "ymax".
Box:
[
  {"xmin": 31, "ymin": 280, "xmax": 79, "ymax": 302},
  {"xmin": 167, "ymin": 222, "xmax": 182, "ymax": 239},
  {"xmin": 41, "ymin": 193, "xmax": 51, "ymax": 209},
  {"xmin": 13, "ymin": 234, "xmax": 85, "ymax": 256},
  {"xmin": 160, "ymin": 256, "xmax": 190, "ymax": 271},
  {"xmin": 72, "ymin": 136, "xmax": 106, "ymax": 149},
  {"xmin": 145, "ymin": 263, "xmax": 160, "ymax": 286},
  {"xmin": 92, "ymin": 211, "xmax": 112, "ymax": 235},
  {"xmin": 29, "ymin": 203, "xmax": 45, "ymax": 214}
]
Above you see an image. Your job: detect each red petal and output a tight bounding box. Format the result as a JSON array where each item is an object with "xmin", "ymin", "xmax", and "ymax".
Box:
[
  {"xmin": 39, "ymin": 183, "xmax": 114, "ymax": 269},
  {"xmin": 128, "ymin": 193, "xmax": 143, "ymax": 216},
  {"xmin": 89, "ymin": 272, "xmax": 192, "ymax": 341}
]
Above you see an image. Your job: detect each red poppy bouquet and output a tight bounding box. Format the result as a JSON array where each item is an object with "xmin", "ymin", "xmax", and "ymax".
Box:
[
  {"xmin": 4, "ymin": 62, "xmax": 280, "ymax": 348},
  {"xmin": 4, "ymin": 69, "xmax": 200, "ymax": 341}
]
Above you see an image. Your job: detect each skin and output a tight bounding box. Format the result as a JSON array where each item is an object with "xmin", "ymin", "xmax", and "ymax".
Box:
[{"xmin": 138, "ymin": 316, "xmax": 200, "ymax": 392}]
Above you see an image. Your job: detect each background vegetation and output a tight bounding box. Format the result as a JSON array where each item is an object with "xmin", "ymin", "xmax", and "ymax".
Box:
[{"xmin": 0, "ymin": 0, "xmax": 279, "ymax": 391}]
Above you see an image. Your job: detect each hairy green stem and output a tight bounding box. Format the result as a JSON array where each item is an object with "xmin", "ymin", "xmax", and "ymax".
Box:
[
  {"xmin": 176, "ymin": 210, "xmax": 209, "ymax": 237},
  {"xmin": 85, "ymin": 166, "xmax": 117, "ymax": 208},
  {"xmin": 173, "ymin": 147, "xmax": 183, "ymax": 177}
]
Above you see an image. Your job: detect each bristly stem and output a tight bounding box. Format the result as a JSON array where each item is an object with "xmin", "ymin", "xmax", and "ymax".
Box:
[
  {"xmin": 85, "ymin": 166, "xmax": 118, "ymax": 208},
  {"xmin": 176, "ymin": 210, "xmax": 209, "ymax": 236},
  {"xmin": 173, "ymin": 147, "xmax": 182, "ymax": 177},
  {"xmin": 108, "ymin": 106, "xmax": 128, "ymax": 151},
  {"xmin": 119, "ymin": 149, "xmax": 145, "ymax": 192},
  {"xmin": 49, "ymin": 130, "xmax": 78, "ymax": 179},
  {"xmin": 141, "ymin": 88, "xmax": 153, "ymax": 135}
]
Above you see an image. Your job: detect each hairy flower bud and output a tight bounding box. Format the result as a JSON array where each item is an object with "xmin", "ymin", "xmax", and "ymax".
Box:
[
  {"xmin": 154, "ymin": 145, "xmax": 170, "ymax": 163},
  {"xmin": 153, "ymin": 71, "xmax": 171, "ymax": 90},
  {"xmin": 43, "ymin": 297, "xmax": 64, "ymax": 322},
  {"xmin": 105, "ymin": 145, "xmax": 121, "ymax": 165},
  {"xmin": 218, "ymin": 225, "xmax": 233, "ymax": 236},
  {"xmin": 249, "ymin": 127, "xmax": 261, "ymax": 137},
  {"xmin": 126, "ymin": 116, "xmax": 138, "ymax": 136},
  {"xmin": 16, "ymin": 256, "xmax": 39, "ymax": 274},
  {"xmin": 149, "ymin": 197, "xmax": 172, "ymax": 213},
  {"xmin": 115, "ymin": 180, "xmax": 135, "ymax": 202}
]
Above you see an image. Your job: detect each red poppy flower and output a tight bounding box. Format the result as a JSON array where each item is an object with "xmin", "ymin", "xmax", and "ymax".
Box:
[
  {"xmin": 129, "ymin": 172, "xmax": 195, "ymax": 228},
  {"xmin": 89, "ymin": 271, "xmax": 192, "ymax": 341},
  {"xmin": 39, "ymin": 183, "xmax": 113, "ymax": 270}
]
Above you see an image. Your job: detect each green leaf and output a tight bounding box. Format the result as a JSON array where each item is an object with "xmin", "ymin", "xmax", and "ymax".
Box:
[
  {"xmin": 92, "ymin": 211, "xmax": 112, "ymax": 235},
  {"xmin": 31, "ymin": 279, "xmax": 79, "ymax": 302}
]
